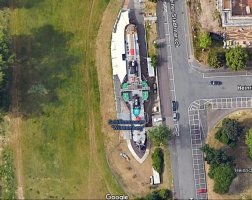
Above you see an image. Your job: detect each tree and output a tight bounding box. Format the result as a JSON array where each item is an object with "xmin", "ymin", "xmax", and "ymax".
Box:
[
  {"xmin": 146, "ymin": 191, "xmax": 160, "ymax": 200},
  {"xmin": 201, "ymin": 144, "xmax": 236, "ymax": 194},
  {"xmin": 148, "ymin": 0, "xmax": 158, "ymax": 3},
  {"xmin": 199, "ymin": 31, "xmax": 212, "ymax": 49},
  {"xmin": 215, "ymin": 118, "xmax": 243, "ymax": 147},
  {"xmin": 226, "ymin": 46, "xmax": 248, "ymax": 71},
  {"xmin": 245, "ymin": 128, "xmax": 252, "ymax": 159},
  {"xmin": 209, "ymin": 164, "xmax": 236, "ymax": 194},
  {"xmin": 148, "ymin": 124, "xmax": 172, "ymax": 146},
  {"xmin": 201, "ymin": 144, "xmax": 234, "ymax": 168},
  {"xmin": 158, "ymin": 189, "xmax": 172, "ymax": 200},
  {"xmin": 136, "ymin": 189, "xmax": 172, "ymax": 200},
  {"xmin": 28, "ymin": 84, "xmax": 49, "ymax": 96},
  {"xmin": 151, "ymin": 148, "xmax": 164, "ymax": 173},
  {"xmin": 0, "ymin": 10, "xmax": 15, "ymax": 89},
  {"xmin": 151, "ymin": 54, "xmax": 158, "ymax": 68},
  {"xmin": 208, "ymin": 50, "xmax": 221, "ymax": 68}
]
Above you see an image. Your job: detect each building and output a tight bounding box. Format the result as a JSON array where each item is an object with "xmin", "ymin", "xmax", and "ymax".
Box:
[{"xmin": 216, "ymin": 0, "xmax": 252, "ymax": 26}]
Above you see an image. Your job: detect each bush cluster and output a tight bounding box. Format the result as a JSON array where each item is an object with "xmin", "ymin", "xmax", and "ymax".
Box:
[
  {"xmin": 201, "ymin": 144, "xmax": 236, "ymax": 194},
  {"xmin": 245, "ymin": 128, "xmax": 252, "ymax": 160},
  {"xmin": 208, "ymin": 164, "xmax": 236, "ymax": 194},
  {"xmin": 151, "ymin": 148, "xmax": 164, "ymax": 174},
  {"xmin": 0, "ymin": 148, "xmax": 17, "ymax": 199},
  {"xmin": 135, "ymin": 189, "xmax": 172, "ymax": 200}
]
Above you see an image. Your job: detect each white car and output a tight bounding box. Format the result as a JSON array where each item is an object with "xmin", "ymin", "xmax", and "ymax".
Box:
[
  {"xmin": 173, "ymin": 112, "xmax": 178, "ymax": 122},
  {"xmin": 153, "ymin": 117, "xmax": 163, "ymax": 123}
]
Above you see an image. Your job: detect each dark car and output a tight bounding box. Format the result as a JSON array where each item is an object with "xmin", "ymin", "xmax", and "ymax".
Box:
[
  {"xmin": 210, "ymin": 32, "xmax": 223, "ymax": 42},
  {"xmin": 210, "ymin": 81, "xmax": 222, "ymax": 86},
  {"xmin": 172, "ymin": 101, "xmax": 177, "ymax": 111},
  {"xmin": 153, "ymin": 83, "xmax": 157, "ymax": 93},
  {"xmin": 130, "ymin": 61, "xmax": 138, "ymax": 75},
  {"xmin": 133, "ymin": 96, "xmax": 140, "ymax": 107}
]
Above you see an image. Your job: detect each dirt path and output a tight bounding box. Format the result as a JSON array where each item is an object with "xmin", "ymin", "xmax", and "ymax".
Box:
[
  {"xmin": 83, "ymin": 0, "xmax": 99, "ymax": 199},
  {"xmin": 10, "ymin": 59, "xmax": 24, "ymax": 199},
  {"xmin": 9, "ymin": 0, "xmax": 24, "ymax": 199}
]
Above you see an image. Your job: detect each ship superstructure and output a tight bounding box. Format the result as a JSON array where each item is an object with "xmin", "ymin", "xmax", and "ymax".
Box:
[{"xmin": 121, "ymin": 24, "xmax": 149, "ymax": 147}]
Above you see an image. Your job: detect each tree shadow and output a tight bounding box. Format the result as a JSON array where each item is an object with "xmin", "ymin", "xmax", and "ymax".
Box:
[
  {"xmin": 1, "ymin": 0, "xmax": 45, "ymax": 9},
  {"xmin": 12, "ymin": 24, "xmax": 80, "ymax": 117}
]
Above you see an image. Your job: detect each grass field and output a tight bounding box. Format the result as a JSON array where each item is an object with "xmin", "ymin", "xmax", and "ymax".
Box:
[{"xmin": 9, "ymin": 0, "xmax": 123, "ymax": 199}]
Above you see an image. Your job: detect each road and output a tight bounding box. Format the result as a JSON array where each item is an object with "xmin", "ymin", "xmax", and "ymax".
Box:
[
  {"xmin": 156, "ymin": 0, "xmax": 252, "ymax": 199},
  {"xmin": 130, "ymin": 0, "xmax": 252, "ymax": 199}
]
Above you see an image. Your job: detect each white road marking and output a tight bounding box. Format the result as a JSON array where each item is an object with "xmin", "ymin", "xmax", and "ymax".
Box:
[
  {"xmin": 203, "ymin": 73, "xmax": 252, "ymax": 78},
  {"xmin": 163, "ymin": 1, "xmax": 167, "ymax": 12}
]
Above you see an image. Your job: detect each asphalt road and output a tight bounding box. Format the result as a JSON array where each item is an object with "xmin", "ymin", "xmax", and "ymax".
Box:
[
  {"xmin": 129, "ymin": 0, "xmax": 252, "ymax": 199},
  {"xmin": 156, "ymin": 0, "xmax": 252, "ymax": 199}
]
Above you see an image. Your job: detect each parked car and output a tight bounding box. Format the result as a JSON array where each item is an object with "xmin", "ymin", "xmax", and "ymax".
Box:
[
  {"xmin": 210, "ymin": 32, "xmax": 223, "ymax": 42},
  {"xmin": 133, "ymin": 96, "xmax": 140, "ymax": 108},
  {"xmin": 172, "ymin": 101, "xmax": 177, "ymax": 111},
  {"xmin": 210, "ymin": 81, "xmax": 222, "ymax": 86},
  {"xmin": 153, "ymin": 83, "xmax": 157, "ymax": 93},
  {"xmin": 153, "ymin": 117, "xmax": 163, "ymax": 123},
  {"xmin": 197, "ymin": 188, "xmax": 207, "ymax": 194},
  {"xmin": 152, "ymin": 106, "xmax": 159, "ymax": 113},
  {"xmin": 172, "ymin": 112, "xmax": 178, "ymax": 122}
]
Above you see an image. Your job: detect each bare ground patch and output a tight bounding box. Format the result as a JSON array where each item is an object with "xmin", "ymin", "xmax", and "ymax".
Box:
[{"xmin": 199, "ymin": 0, "xmax": 222, "ymax": 32}]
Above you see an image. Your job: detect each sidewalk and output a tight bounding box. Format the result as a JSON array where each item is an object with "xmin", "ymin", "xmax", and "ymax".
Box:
[{"xmin": 189, "ymin": 55, "xmax": 252, "ymax": 76}]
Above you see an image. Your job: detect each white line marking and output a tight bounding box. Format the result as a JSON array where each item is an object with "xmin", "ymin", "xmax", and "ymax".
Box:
[{"xmin": 203, "ymin": 74, "xmax": 252, "ymax": 78}]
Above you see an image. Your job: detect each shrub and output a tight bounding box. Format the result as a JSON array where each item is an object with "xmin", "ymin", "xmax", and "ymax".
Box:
[
  {"xmin": 210, "ymin": 164, "xmax": 236, "ymax": 194},
  {"xmin": 151, "ymin": 148, "xmax": 164, "ymax": 173},
  {"xmin": 151, "ymin": 54, "xmax": 158, "ymax": 68},
  {"xmin": 0, "ymin": 148, "xmax": 17, "ymax": 199},
  {"xmin": 226, "ymin": 46, "xmax": 248, "ymax": 71},
  {"xmin": 245, "ymin": 128, "xmax": 252, "ymax": 159},
  {"xmin": 208, "ymin": 50, "xmax": 221, "ymax": 68},
  {"xmin": 199, "ymin": 31, "xmax": 212, "ymax": 49}
]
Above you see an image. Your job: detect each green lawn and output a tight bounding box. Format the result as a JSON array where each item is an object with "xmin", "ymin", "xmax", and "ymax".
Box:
[{"xmin": 9, "ymin": 0, "xmax": 123, "ymax": 198}]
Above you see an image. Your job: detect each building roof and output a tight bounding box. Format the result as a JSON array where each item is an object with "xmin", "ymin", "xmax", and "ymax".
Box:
[
  {"xmin": 152, "ymin": 167, "xmax": 160, "ymax": 184},
  {"xmin": 147, "ymin": 57, "xmax": 155, "ymax": 77},
  {"xmin": 111, "ymin": 9, "xmax": 129, "ymax": 83}
]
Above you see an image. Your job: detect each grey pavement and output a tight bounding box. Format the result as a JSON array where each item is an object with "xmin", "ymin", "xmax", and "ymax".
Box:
[{"xmin": 156, "ymin": 0, "xmax": 252, "ymax": 199}]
